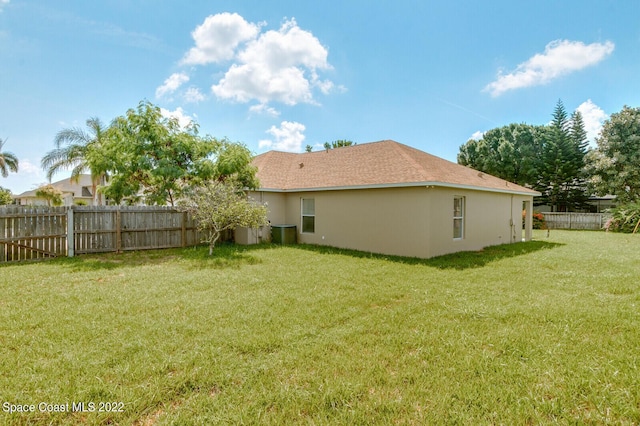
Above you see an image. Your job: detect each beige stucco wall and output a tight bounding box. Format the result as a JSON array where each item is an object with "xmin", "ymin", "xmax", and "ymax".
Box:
[
  {"xmin": 250, "ymin": 192, "xmax": 286, "ymax": 226},
  {"xmin": 426, "ymin": 188, "xmax": 530, "ymax": 257},
  {"xmin": 254, "ymin": 187, "xmax": 534, "ymax": 259},
  {"xmin": 236, "ymin": 192, "xmax": 286, "ymax": 245},
  {"xmin": 292, "ymin": 187, "xmax": 431, "ymax": 258}
]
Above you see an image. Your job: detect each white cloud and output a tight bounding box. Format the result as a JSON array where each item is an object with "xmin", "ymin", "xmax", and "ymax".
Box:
[
  {"xmin": 249, "ymin": 104, "xmax": 280, "ymax": 117},
  {"xmin": 3, "ymin": 158, "xmax": 45, "ymax": 194},
  {"xmin": 237, "ymin": 19, "xmax": 329, "ymax": 70},
  {"xmin": 210, "ymin": 17, "xmax": 334, "ymax": 106},
  {"xmin": 18, "ymin": 158, "xmax": 42, "ymax": 175},
  {"xmin": 160, "ymin": 107, "xmax": 194, "ymax": 128},
  {"xmin": 213, "ymin": 63, "xmax": 314, "ymax": 105},
  {"xmin": 181, "ymin": 12, "xmax": 260, "ymax": 65},
  {"xmin": 183, "ymin": 87, "xmax": 206, "ymax": 103},
  {"xmin": 0, "ymin": 0, "xmax": 9, "ymax": 12},
  {"xmin": 155, "ymin": 72, "xmax": 189, "ymax": 99},
  {"xmin": 470, "ymin": 131, "xmax": 485, "ymax": 141},
  {"xmin": 576, "ymin": 99, "xmax": 608, "ymax": 145},
  {"xmin": 258, "ymin": 121, "xmax": 306, "ymax": 152},
  {"xmin": 314, "ymin": 78, "xmax": 336, "ymax": 95},
  {"xmin": 484, "ymin": 40, "xmax": 615, "ymax": 97},
  {"xmin": 160, "ymin": 14, "xmax": 340, "ymax": 114}
]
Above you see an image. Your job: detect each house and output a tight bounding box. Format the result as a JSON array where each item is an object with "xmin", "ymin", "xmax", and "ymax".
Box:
[
  {"xmin": 240, "ymin": 140, "xmax": 540, "ymax": 259},
  {"xmin": 13, "ymin": 174, "xmax": 97, "ymax": 206},
  {"xmin": 584, "ymin": 195, "xmax": 615, "ymax": 213},
  {"xmin": 536, "ymin": 195, "xmax": 616, "ymax": 213}
]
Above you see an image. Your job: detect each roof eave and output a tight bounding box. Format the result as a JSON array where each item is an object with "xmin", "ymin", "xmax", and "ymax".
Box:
[{"xmin": 255, "ymin": 181, "xmax": 540, "ymax": 196}]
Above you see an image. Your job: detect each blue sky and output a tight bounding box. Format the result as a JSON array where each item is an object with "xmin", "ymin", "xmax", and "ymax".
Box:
[{"xmin": 1, "ymin": 0, "xmax": 639, "ymax": 194}]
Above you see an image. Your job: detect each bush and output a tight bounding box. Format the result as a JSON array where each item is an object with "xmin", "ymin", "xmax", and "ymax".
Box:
[
  {"xmin": 604, "ymin": 202, "xmax": 640, "ymax": 233},
  {"xmin": 0, "ymin": 186, "xmax": 12, "ymax": 205},
  {"xmin": 523, "ymin": 210, "xmax": 546, "ymax": 229}
]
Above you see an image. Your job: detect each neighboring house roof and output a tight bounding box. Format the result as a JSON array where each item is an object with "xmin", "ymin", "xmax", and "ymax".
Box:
[
  {"xmin": 14, "ymin": 174, "xmax": 94, "ymax": 200},
  {"xmin": 253, "ymin": 140, "xmax": 540, "ymax": 196}
]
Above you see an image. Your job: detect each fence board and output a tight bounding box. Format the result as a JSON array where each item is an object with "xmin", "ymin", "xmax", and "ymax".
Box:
[
  {"xmin": 74, "ymin": 207, "xmax": 118, "ymax": 254},
  {"xmin": 0, "ymin": 215, "xmax": 5, "ymax": 261}
]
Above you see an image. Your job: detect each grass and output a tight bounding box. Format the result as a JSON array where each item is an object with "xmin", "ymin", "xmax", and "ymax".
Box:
[{"xmin": 0, "ymin": 230, "xmax": 639, "ymax": 424}]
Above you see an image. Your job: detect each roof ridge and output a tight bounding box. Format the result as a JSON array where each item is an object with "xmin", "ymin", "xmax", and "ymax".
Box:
[{"xmin": 388, "ymin": 141, "xmax": 432, "ymax": 179}]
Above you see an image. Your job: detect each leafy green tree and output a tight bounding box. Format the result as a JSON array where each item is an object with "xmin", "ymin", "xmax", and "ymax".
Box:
[
  {"xmin": 585, "ymin": 105, "xmax": 640, "ymax": 203},
  {"xmin": 102, "ymin": 101, "xmax": 260, "ymax": 206},
  {"xmin": 0, "ymin": 186, "xmax": 13, "ymax": 205},
  {"xmin": 323, "ymin": 140, "xmax": 354, "ymax": 150},
  {"xmin": 179, "ymin": 179, "xmax": 268, "ymax": 255},
  {"xmin": 212, "ymin": 139, "xmax": 260, "ymax": 189},
  {"xmin": 457, "ymin": 123, "xmax": 544, "ymax": 186},
  {"xmin": 332, "ymin": 140, "xmax": 354, "ymax": 148},
  {"xmin": 35, "ymin": 184, "xmax": 63, "ymax": 206},
  {"xmin": 459, "ymin": 100, "xmax": 589, "ymax": 211},
  {"xmin": 101, "ymin": 101, "xmax": 219, "ymax": 206},
  {"xmin": 41, "ymin": 117, "xmax": 109, "ymax": 205},
  {"xmin": 306, "ymin": 140, "xmax": 354, "ymax": 152},
  {"xmin": 0, "ymin": 138, "xmax": 19, "ymax": 178}
]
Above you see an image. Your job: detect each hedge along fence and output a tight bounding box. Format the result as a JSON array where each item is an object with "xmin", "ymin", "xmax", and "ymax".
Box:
[{"xmin": 0, "ymin": 206, "xmax": 204, "ymax": 263}]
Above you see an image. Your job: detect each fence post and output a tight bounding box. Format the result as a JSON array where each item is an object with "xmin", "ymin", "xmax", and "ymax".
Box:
[
  {"xmin": 182, "ymin": 211, "xmax": 187, "ymax": 248},
  {"xmin": 116, "ymin": 208, "xmax": 122, "ymax": 253},
  {"xmin": 67, "ymin": 207, "xmax": 74, "ymax": 258}
]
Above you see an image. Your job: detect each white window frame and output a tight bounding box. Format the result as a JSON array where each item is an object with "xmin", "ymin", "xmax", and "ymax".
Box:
[
  {"xmin": 301, "ymin": 198, "xmax": 315, "ymax": 234},
  {"xmin": 453, "ymin": 196, "xmax": 464, "ymax": 240}
]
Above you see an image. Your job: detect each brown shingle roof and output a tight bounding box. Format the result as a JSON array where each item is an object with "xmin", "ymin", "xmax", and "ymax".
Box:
[{"xmin": 253, "ymin": 140, "xmax": 539, "ymax": 195}]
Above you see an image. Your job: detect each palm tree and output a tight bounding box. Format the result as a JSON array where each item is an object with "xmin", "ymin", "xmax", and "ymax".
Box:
[
  {"xmin": 0, "ymin": 138, "xmax": 19, "ymax": 178},
  {"xmin": 41, "ymin": 117, "xmax": 109, "ymax": 205}
]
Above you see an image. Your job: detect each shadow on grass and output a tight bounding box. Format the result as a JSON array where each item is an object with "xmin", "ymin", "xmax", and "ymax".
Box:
[
  {"xmin": 292, "ymin": 239, "xmax": 563, "ymax": 270},
  {"xmin": 177, "ymin": 243, "xmax": 264, "ymax": 270},
  {"xmin": 37, "ymin": 239, "xmax": 561, "ymax": 272}
]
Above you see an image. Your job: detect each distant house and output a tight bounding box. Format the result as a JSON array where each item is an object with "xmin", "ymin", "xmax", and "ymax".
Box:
[
  {"xmin": 241, "ymin": 140, "xmax": 540, "ymax": 259},
  {"xmin": 13, "ymin": 174, "xmax": 96, "ymax": 206},
  {"xmin": 536, "ymin": 195, "xmax": 616, "ymax": 214},
  {"xmin": 584, "ymin": 195, "xmax": 615, "ymax": 213}
]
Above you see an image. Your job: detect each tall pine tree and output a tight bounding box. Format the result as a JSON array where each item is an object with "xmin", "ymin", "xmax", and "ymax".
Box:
[
  {"xmin": 568, "ymin": 110, "xmax": 589, "ymax": 208},
  {"xmin": 535, "ymin": 100, "xmax": 588, "ymax": 211}
]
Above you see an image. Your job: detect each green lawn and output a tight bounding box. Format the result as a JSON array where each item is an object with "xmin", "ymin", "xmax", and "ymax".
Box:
[{"xmin": 1, "ymin": 230, "xmax": 639, "ymax": 424}]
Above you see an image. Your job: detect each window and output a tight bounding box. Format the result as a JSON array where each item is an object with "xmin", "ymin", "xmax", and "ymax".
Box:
[
  {"xmin": 301, "ymin": 198, "xmax": 315, "ymax": 233},
  {"xmin": 453, "ymin": 196, "xmax": 464, "ymax": 239}
]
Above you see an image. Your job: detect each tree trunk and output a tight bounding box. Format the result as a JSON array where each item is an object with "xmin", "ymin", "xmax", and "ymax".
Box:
[{"xmin": 208, "ymin": 230, "xmax": 221, "ymax": 256}]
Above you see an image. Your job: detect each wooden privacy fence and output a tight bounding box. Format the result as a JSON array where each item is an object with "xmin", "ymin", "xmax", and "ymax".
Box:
[
  {"xmin": 543, "ymin": 212, "xmax": 610, "ymax": 230},
  {"xmin": 1, "ymin": 206, "xmax": 203, "ymax": 263},
  {"xmin": 72, "ymin": 206, "xmax": 202, "ymax": 255},
  {"xmin": 0, "ymin": 206, "xmax": 68, "ymax": 262}
]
